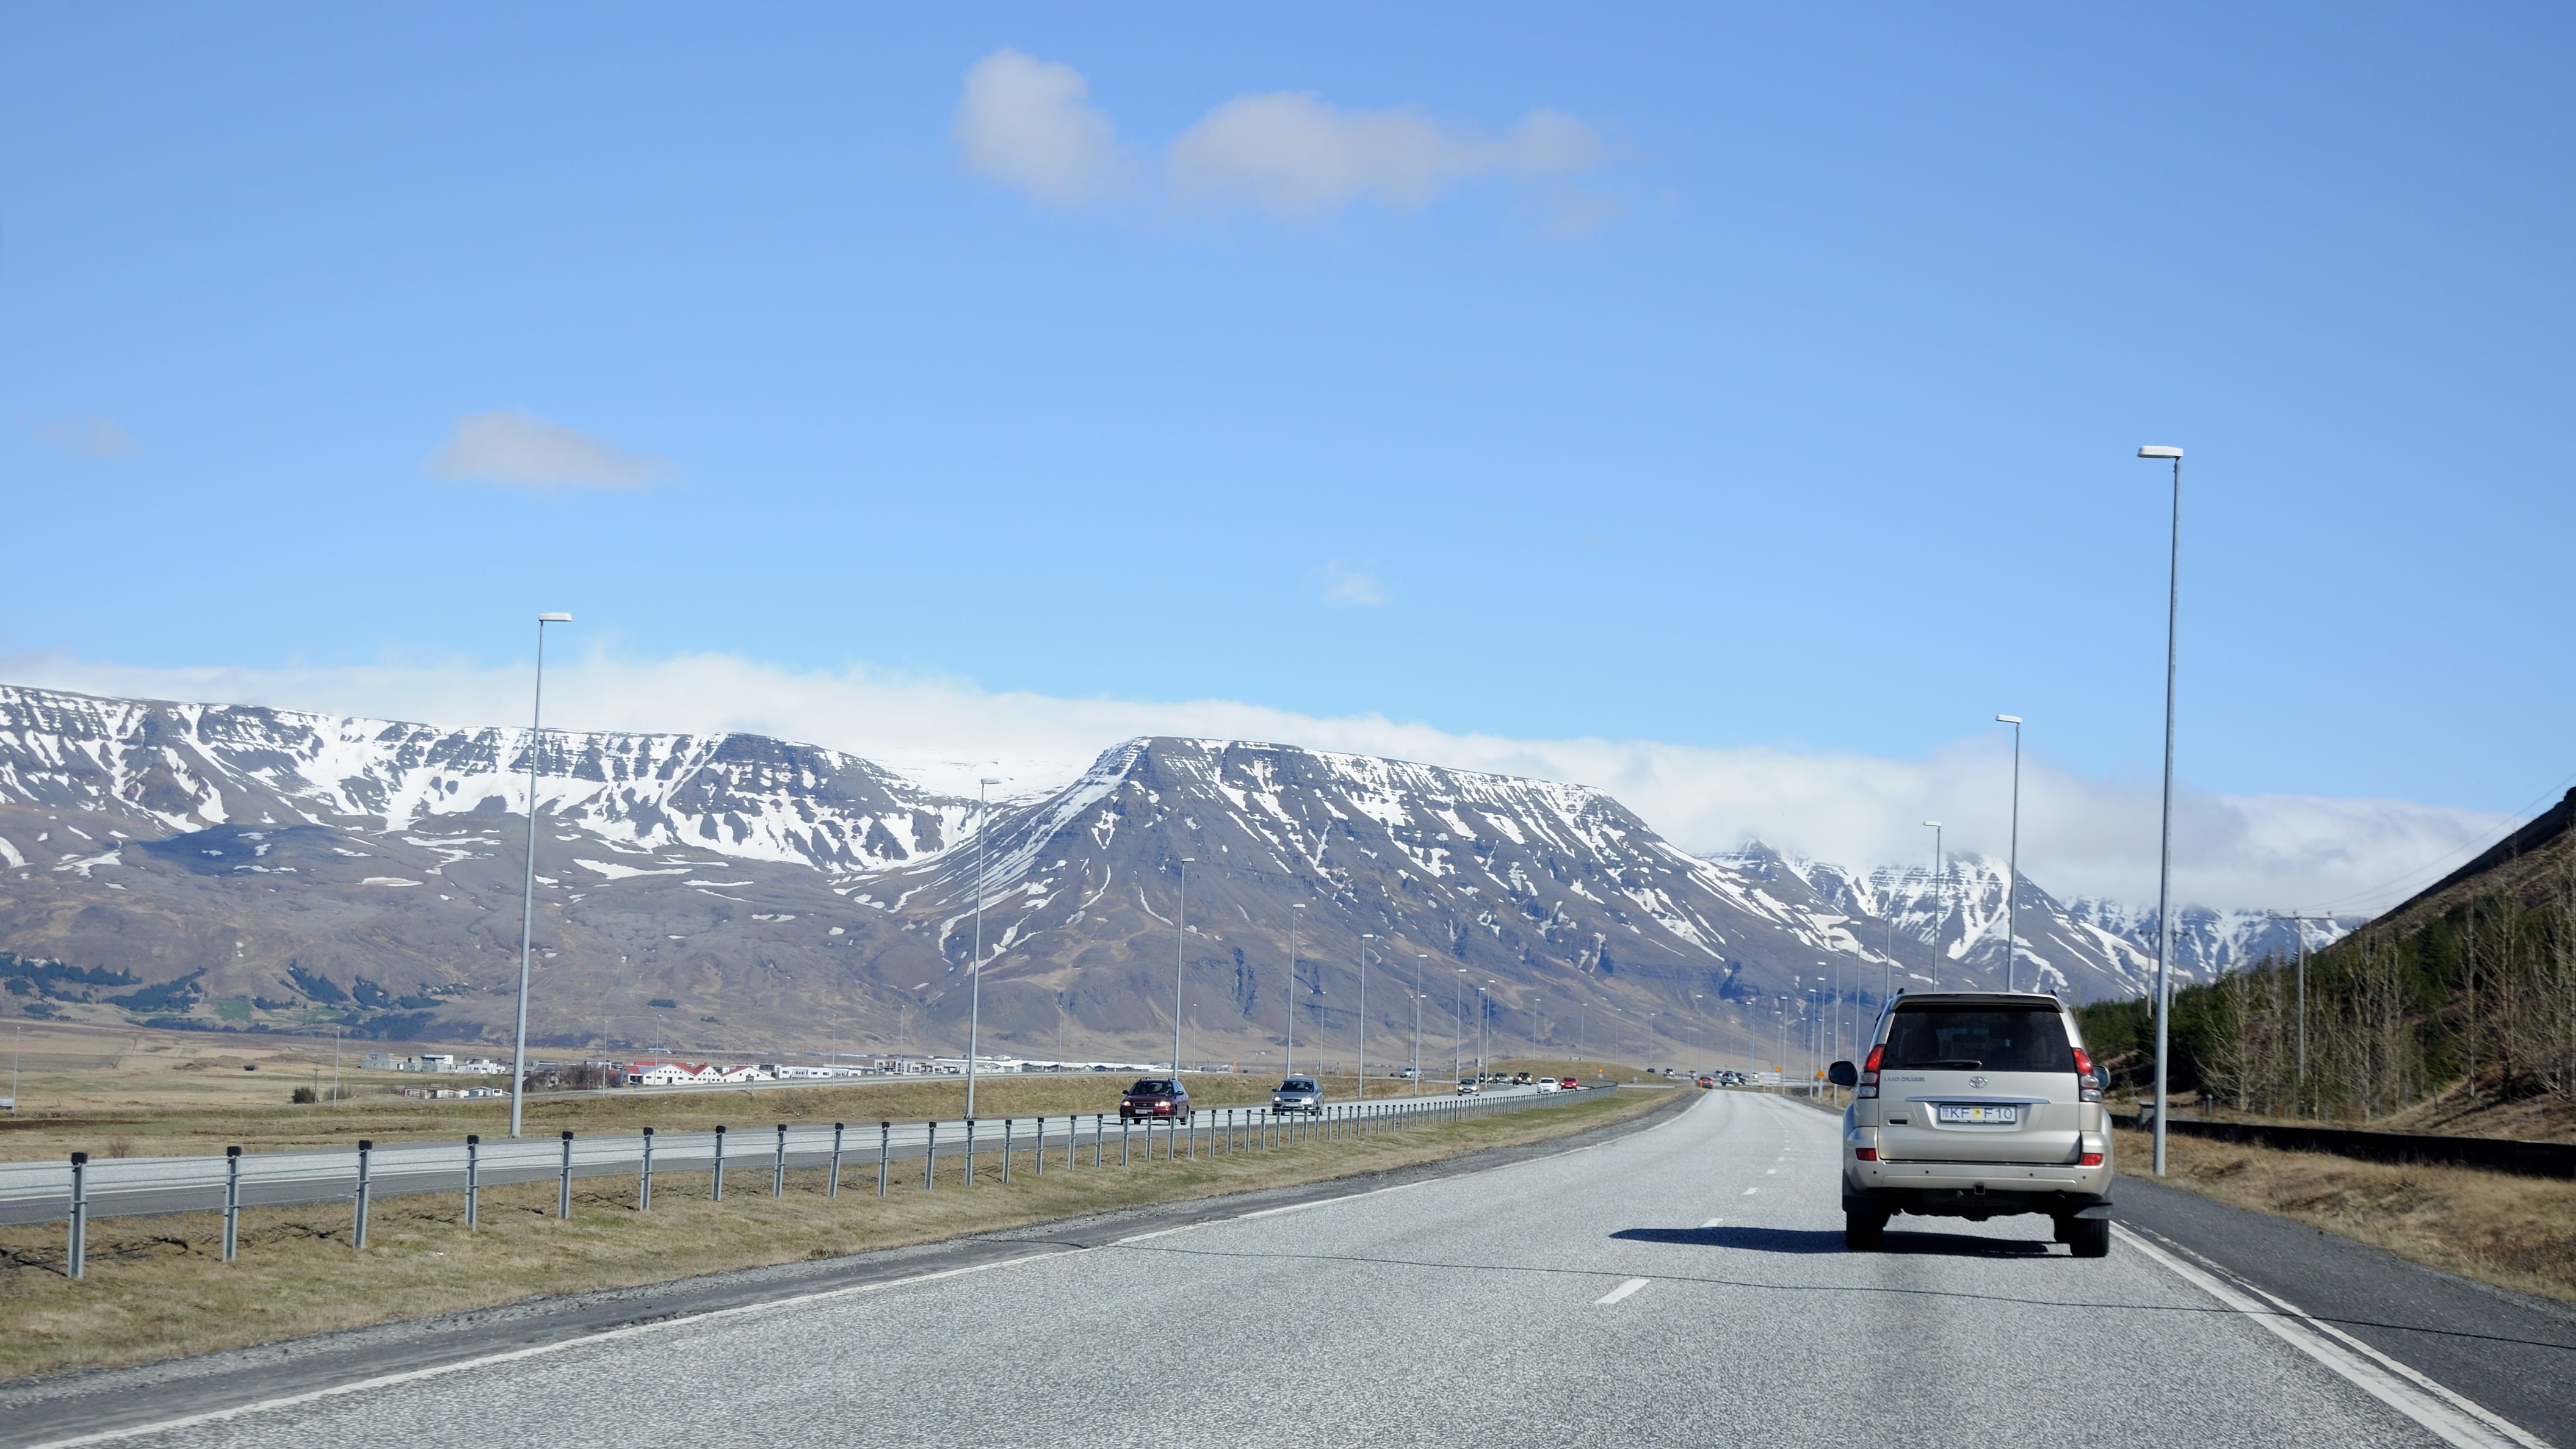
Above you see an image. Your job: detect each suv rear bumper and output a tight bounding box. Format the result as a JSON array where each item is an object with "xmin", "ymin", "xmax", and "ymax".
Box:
[{"xmin": 1844, "ymin": 1157, "xmax": 2113, "ymax": 1220}]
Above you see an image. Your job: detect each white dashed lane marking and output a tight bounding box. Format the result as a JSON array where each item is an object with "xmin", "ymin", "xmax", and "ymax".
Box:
[{"xmin": 1595, "ymin": 1278, "xmax": 1651, "ymax": 1306}]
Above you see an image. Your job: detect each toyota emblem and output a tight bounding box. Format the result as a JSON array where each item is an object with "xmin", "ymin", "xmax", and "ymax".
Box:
[{"xmin": 1969, "ymin": 1075, "xmax": 1989, "ymax": 1088}]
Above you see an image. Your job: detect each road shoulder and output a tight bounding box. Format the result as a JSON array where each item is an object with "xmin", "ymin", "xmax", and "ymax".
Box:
[{"xmin": 2116, "ymin": 1171, "xmax": 2576, "ymax": 1448}]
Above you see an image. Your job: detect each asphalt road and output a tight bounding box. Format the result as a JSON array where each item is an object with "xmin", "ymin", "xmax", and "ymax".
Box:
[{"xmin": 15, "ymin": 1089, "xmax": 2568, "ymax": 1448}]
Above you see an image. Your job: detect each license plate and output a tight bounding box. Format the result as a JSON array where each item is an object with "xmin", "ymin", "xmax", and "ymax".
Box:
[{"xmin": 1936, "ymin": 1104, "xmax": 2018, "ymax": 1125}]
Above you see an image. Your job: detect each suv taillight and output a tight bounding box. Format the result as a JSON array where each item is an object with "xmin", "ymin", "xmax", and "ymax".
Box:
[
  {"xmin": 1858, "ymin": 1043, "xmax": 1882, "ymax": 1099},
  {"xmin": 2072, "ymin": 1047, "xmax": 2102, "ymax": 1104}
]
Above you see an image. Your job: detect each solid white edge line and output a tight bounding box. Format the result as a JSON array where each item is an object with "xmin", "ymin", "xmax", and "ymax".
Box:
[
  {"xmin": 24, "ymin": 1252, "xmax": 1041, "ymax": 1449},
  {"xmin": 47, "ymin": 1089, "xmax": 1692, "ymax": 1445},
  {"xmin": 1595, "ymin": 1277, "xmax": 1651, "ymax": 1305},
  {"xmin": 2115, "ymin": 1226, "xmax": 2544, "ymax": 1449}
]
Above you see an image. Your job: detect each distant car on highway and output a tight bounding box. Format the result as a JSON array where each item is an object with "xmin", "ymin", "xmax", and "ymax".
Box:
[
  {"xmin": 1120, "ymin": 1077, "xmax": 1192, "ymax": 1124},
  {"xmin": 1831, "ymin": 990, "xmax": 2112, "ymax": 1257},
  {"xmin": 1272, "ymin": 1077, "xmax": 1322, "ymax": 1115},
  {"xmin": 1533, "ymin": 1079, "xmax": 1559, "ymax": 1094},
  {"xmin": 1454, "ymin": 1080, "xmax": 1480, "ymax": 1096},
  {"xmin": 1558, "ymin": 1076, "xmax": 1580, "ymax": 1090},
  {"xmin": 1696, "ymin": 1075, "xmax": 1715, "ymax": 1089},
  {"xmin": 1511, "ymin": 1071, "xmax": 1533, "ymax": 1085}
]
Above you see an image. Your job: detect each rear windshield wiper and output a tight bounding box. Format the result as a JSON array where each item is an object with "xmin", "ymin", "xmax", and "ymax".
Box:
[{"xmin": 1911, "ymin": 1059, "xmax": 1984, "ymax": 1069}]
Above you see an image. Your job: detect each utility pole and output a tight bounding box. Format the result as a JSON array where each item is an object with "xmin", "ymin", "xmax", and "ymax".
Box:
[
  {"xmin": 1997, "ymin": 714, "xmax": 2024, "ymax": 992},
  {"xmin": 2268, "ymin": 912, "xmax": 2335, "ymax": 1117},
  {"xmin": 1921, "ymin": 822, "xmax": 1944, "ymax": 992},
  {"xmin": 1356, "ymin": 932, "xmax": 1372, "ymax": 1101}
]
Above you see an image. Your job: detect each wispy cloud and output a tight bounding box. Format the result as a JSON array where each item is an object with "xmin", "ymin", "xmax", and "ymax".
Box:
[
  {"xmin": 2, "ymin": 651, "xmax": 2513, "ymax": 917},
  {"xmin": 1168, "ymin": 96, "xmax": 1604, "ymax": 219},
  {"xmin": 23, "ymin": 412, "xmax": 139, "ymax": 459},
  {"xmin": 1315, "ymin": 560, "xmax": 1388, "ymax": 607},
  {"xmin": 425, "ymin": 410, "xmax": 668, "ymax": 490},
  {"xmin": 951, "ymin": 49, "xmax": 1612, "ymax": 225},
  {"xmin": 952, "ymin": 48, "xmax": 1131, "ymax": 206}
]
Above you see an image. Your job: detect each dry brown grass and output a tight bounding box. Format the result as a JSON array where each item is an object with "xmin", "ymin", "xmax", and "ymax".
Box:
[
  {"xmin": 0, "ymin": 1017, "xmax": 1649, "ymax": 1162},
  {"xmin": 0, "ymin": 1088, "xmax": 1665, "ymax": 1382},
  {"xmin": 2113, "ymin": 1127, "xmax": 2576, "ymax": 1303}
]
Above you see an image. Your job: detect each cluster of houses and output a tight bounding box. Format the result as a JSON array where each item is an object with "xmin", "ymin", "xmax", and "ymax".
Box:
[{"xmin": 360, "ymin": 1052, "xmax": 508, "ymax": 1075}]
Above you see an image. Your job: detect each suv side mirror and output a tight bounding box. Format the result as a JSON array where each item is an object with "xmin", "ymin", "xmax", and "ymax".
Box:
[{"xmin": 1827, "ymin": 1060, "xmax": 1858, "ymax": 1088}]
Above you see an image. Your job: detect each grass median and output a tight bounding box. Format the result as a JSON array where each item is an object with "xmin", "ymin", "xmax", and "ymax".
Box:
[
  {"xmin": 2113, "ymin": 1127, "xmax": 2576, "ymax": 1304},
  {"xmin": 0, "ymin": 1086, "xmax": 1668, "ymax": 1382}
]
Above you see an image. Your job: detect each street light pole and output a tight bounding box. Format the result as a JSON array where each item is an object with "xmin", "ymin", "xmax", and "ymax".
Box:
[
  {"xmin": 1173, "ymin": 858, "xmax": 1195, "ymax": 1075},
  {"xmin": 508, "ymin": 610, "xmax": 571, "ymax": 1140},
  {"xmin": 1921, "ymin": 820, "xmax": 1944, "ymax": 991},
  {"xmin": 966, "ymin": 776, "xmax": 999, "ymax": 1119},
  {"xmin": 2138, "ymin": 443, "xmax": 2184, "ymax": 1176},
  {"xmin": 1286, "ymin": 903, "xmax": 1302, "ymax": 1078},
  {"xmin": 1997, "ymin": 715, "xmax": 2024, "ymax": 992},
  {"xmin": 1413, "ymin": 955, "xmax": 1427, "ymax": 1095},
  {"xmin": 1356, "ymin": 931, "xmax": 1372, "ymax": 1100}
]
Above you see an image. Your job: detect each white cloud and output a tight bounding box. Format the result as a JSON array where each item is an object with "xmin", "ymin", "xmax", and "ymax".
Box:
[
  {"xmin": 424, "ymin": 410, "xmax": 668, "ymax": 490},
  {"xmin": 948, "ymin": 51, "xmax": 1609, "ymax": 223},
  {"xmin": 24, "ymin": 413, "xmax": 138, "ymax": 459},
  {"xmin": 952, "ymin": 48, "xmax": 1129, "ymax": 206},
  {"xmin": 1315, "ymin": 560, "xmax": 1387, "ymax": 607},
  {"xmin": 2, "ymin": 651, "xmax": 2513, "ymax": 918},
  {"xmin": 1168, "ymin": 96, "xmax": 1605, "ymax": 218}
]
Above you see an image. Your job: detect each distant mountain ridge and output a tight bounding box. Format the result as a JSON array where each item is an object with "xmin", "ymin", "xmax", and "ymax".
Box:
[{"xmin": 0, "ymin": 684, "xmax": 2356, "ymax": 1061}]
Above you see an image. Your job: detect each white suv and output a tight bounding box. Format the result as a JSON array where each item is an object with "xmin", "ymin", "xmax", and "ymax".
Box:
[{"xmin": 1829, "ymin": 991, "xmax": 2113, "ymax": 1257}]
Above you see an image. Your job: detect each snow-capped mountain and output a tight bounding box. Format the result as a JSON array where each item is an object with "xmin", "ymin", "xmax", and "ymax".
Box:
[
  {"xmin": 0, "ymin": 684, "xmax": 2359, "ymax": 1060},
  {"xmin": 0, "ymin": 684, "xmax": 973, "ymax": 872},
  {"xmin": 1776, "ymin": 853, "xmax": 2357, "ymax": 1000}
]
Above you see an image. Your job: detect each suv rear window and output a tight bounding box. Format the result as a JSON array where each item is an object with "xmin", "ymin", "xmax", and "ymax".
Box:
[
  {"xmin": 1882, "ymin": 1006, "xmax": 2071, "ymax": 1073},
  {"xmin": 1127, "ymin": 1079, "xmax": 1172, "ymax": 1094}
]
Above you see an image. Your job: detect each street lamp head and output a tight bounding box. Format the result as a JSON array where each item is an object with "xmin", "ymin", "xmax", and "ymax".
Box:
[
  {"xmin": 980, "ymin": 776, "xmax": 1000, "ymax": 786},
  {"xmin": 537, "ymin": 612, "xmax": 572, "ymax": 623},
  {"xmin": 1922, "ymin": 820, "xmax": 1942, "ymax": 829},
  {"xmin": 2137, "ymin": 445, "xmax": 2183, "ymax": 460},
  {"xmin": 1995, "ymin": 714, "xmax": 2022, "ymax": 725}
]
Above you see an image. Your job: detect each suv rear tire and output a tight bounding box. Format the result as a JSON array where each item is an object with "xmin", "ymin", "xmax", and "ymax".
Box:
[
  {"xmin": 2066, "ymin": 1217, "xmax": 2111, "ymax": 1258},
  {"xmin": 1844, "ymin": 1210, "xmax": 1887, "ymax": 1251}
]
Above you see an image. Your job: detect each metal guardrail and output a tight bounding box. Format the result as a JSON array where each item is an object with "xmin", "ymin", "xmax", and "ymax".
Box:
[
  {"xmin": 2108, "ymin": 1111, "xmax": 2576, "ymax": 1180},
  {"xmin": 5, "ymin": 1085, "xmax": 1602, "ymax": 1277}
]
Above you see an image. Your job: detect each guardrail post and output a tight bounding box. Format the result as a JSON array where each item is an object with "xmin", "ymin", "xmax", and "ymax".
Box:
[
  {"xmin": 1093, "ymin": 1113, "xmax": 1104, "ymax": 1168},
  {"xmin": 712, "ymin": 1125, "xmax": 728, "ymax": 1202},
  {"xmin": 559, "ymin": 1130, "xmax": 575, "ymax": 1219},
  {"xmin": 878, "ymin": 1121, "xmax": 891, "ymax": 1197},
  {"xmin": 640, "ymin": 1127, "xmax": 654, "ymax": 1211},
  {"xmin": 964, "ymin": 1118, "xmax": 978, "ymax": 1188},
  {"xmin": 67, "ymin": 1152, "xmax": 87, "ymax": 1280},
  {"xmin": 222, "ymin": 1146, "xmax": 241, "ymax": 1263},
  {"xmin": 1034, "ymin": 1116, "xmax": 1045, "ymax": 1178},
  {"xmin": 1002, "ymin": 1119, "xmax": 1015, "ymax": 1184},
  {"xmin": 773, "ymin": 1124, "xmax": 787, "ymax": 1198},
  {"xmin": 353, "ymin": 1140, "xmax": 373, "ymax": 1250},
  {"xmin": 829, "ymin": 1122, "xmax": 845, "ymax": 1198},
  {"xmin": 466, "ymin": 1134, "xmax": 480, "ymax": 1229},
  {"xmin": 1120, "ymin": 1116, "xmax": 1130, "ymax": 1166},
  {"xmin": 924, "ymin": 1121, "xmax": 937, "ymax": 1191}
]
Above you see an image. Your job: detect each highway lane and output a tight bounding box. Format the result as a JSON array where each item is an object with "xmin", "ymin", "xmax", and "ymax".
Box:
[{"xmin": 51, "ymin": 1088, "xmax": 2542, "ymax": 1449}]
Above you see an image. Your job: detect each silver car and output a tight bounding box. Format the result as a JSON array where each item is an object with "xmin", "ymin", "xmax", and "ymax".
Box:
[
  {"xmin": 1272, "ymin": 1076, "xmax": 1322, "ymax": 1115},
  {"xmin": 1830, "ymin": 991, "xmax": 2113, "ymax": 1257}
]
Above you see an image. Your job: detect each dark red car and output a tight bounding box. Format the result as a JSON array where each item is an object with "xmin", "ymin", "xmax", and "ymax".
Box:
[
  {"xmin": 1558, "ymin": 1077, "xmax": 1581, "ymax": 1091},
  {"xmin": 1120, "ymin": 1077, "xmax": 1192, "ymax": 1123}
]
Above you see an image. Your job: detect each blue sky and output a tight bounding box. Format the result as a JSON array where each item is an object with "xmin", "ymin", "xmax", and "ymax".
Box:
[{"xmin": 4, "ymin": 5, "xmax": 2571, "ymax": 905}]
